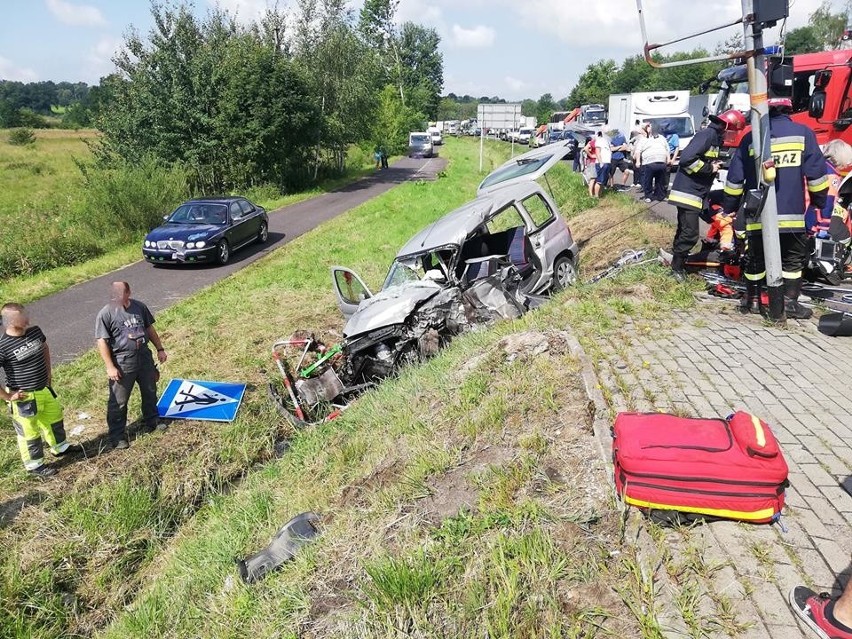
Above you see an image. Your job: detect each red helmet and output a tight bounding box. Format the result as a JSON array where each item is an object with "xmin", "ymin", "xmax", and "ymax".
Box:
[
  {"xmin": 767, "ymin": 97, "xmax": 793, "ymax": 111},
  {"xmin": 715, "ymin": 109, "xmax": 747, "ymax": 131}
]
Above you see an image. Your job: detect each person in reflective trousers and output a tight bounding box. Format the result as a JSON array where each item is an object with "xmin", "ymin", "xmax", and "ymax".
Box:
[
  {"xmin": 668, "ymin": 109, "xmax": 747, "ymax": 281},
  {"xmin": 723, "ymin": 98, "xmax": 829, "ymax": 318}
]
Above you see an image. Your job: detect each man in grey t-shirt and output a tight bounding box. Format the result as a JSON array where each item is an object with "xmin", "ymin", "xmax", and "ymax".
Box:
[{"xmin": 95, "ymin": 281, "xmax": 168, "ymax": 448}]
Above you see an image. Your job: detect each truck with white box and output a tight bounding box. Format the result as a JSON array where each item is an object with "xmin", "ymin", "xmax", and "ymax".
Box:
[{"xmin": 607, "ymin": 91, "xmax": 695, "ymax": 151}]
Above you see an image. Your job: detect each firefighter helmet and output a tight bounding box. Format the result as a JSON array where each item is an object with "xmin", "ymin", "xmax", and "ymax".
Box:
[{"xmin": 714, "ymin": 109, "xmax": 747, "ymax": 131}]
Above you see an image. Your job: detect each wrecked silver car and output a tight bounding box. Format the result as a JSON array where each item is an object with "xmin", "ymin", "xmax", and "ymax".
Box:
[
  {"xmin": 268, "ymin": 145, "xmax": 580, "ymax": 425},
  {"xmin": 330, "ymin": 144, "xmax": 579, "ymax": 380}
]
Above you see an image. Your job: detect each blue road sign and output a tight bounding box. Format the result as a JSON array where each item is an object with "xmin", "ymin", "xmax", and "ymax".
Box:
[{"xmin": 157, "ymin": 379, "xmax": 246, "ymax": 422}]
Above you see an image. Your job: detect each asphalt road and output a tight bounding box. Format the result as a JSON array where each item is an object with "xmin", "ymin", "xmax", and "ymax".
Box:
[{"xmin": 24, "ymin": 156, "xmax": 448, "ymax": 365}]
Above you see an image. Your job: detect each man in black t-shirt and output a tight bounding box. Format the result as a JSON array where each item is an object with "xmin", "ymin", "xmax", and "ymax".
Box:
[
  {"xmin": 0, "ymin": 303, "xmax": 73, "ymax": 478},
  {"xmin": 95, "ymin": 281, "xmax": 168, "ymax": 448}
]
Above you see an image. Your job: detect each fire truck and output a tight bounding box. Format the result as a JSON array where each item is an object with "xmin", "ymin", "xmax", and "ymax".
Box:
[{"xmin": 710, "ymin": 49, "xmax": 852, "ymax": 149}]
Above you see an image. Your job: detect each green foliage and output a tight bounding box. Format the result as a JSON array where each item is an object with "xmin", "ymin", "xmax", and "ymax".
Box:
[
  {"xmin": 373, "ymin": 84, "xmax": 426, "ymax": 153},
  {"xmin": 808, "ymin": 0, "xmax": 851, "ymax": 49},
  {"xmin": 785, "ymin": 26, "xmax": 823, "ymax": 54},
  {"xmin": 358, "ymin": 0, "xmax": 443, "ymax": 119},
  {"xmin": 75, "ymin": 155, "xmax": 190, "ymax": 242},
  {"xmin": 97, "ymin": 4, "xmax": 321, "ymax": 193},
  {"xmin": 0, "ymin": 79, "xmax": 89, "ymax": 115},
  {"xmin": 7, "ymin": 128, "xmax": 36, "ymax": 146},
  {"xmin": 567, "ymin": 59, "xmax": 618, "ymax": 107}
]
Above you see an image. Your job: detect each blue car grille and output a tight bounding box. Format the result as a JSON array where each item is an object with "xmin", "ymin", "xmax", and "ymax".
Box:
[{"xmin": 157, "ymin": 240, "xmax": 185, "ymax": 250}]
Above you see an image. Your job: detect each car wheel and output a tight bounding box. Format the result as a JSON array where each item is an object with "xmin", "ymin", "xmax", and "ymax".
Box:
[
  {"xmin": 552, "ymin": 256, "xmax": 577, "ymax": 292},
  {"xmin": 257, "ymin": 221, "xmax": 268, "ymax": 244},
  {"xmin": 216, "ymin": 240, "xmax": 230, "ymax": 265}
]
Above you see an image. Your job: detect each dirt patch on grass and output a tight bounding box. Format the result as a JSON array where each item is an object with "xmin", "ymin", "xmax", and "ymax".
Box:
[
  {"xmin": 419, "ymin": 444, "xmax": 515, "ymax": 523},
  {"xmin": 569, "ymin": 198, "xmax": 672, "ymax": 277}
]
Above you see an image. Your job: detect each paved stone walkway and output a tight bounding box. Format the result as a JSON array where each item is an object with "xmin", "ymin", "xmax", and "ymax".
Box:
[{"xmin": 582, "ymin": 299, "xmax": 852, "ymax": 638}]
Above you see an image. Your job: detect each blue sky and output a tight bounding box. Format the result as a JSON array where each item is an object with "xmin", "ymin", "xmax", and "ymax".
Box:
[{"xmin": 0, "ymin": 0, "xmax": 835, "ymax": 100}]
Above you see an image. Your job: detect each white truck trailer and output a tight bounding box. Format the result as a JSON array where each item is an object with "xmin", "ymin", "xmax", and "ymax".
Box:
[{"xmin": 607, "ymin": 91, "xmax": 695, "ymax": 150}]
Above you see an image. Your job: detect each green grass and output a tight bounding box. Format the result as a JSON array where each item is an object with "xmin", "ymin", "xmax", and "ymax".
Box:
[{"xmin": 0, "ymin": 137, "xmax": 697, "ymax": 638}]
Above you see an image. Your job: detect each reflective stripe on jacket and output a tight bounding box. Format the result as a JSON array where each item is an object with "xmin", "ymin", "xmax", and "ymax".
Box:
[{"xmin": 668, "ymin": 126, "xmax": 724, "ymax": 211}]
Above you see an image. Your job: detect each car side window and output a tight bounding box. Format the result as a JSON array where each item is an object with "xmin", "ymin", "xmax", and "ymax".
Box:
[
  {"xmin": 486, "ymin": 205, "xmax": 525, "ymax": 234},
  {"xmin": 238, "ymin": 199, "xmax": 254, "ymax": 215},
  {"xmin": 230, "ymin": 202, "xmax": 242, "ymax": 220},
  {"xmin": 521, "ymin": 194, "xmax": 555, "ymax": 228}
]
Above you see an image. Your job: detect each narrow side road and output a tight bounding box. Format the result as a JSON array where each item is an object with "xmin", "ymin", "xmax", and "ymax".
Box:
[{"xmin": 26, "ymin": 156, "xmax": 447, "ymax": 364}]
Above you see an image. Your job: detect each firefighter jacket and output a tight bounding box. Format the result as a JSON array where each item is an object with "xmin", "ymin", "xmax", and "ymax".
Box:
[
  {"xmin": 723, "ymin": 114, "xmax": 828, "ymax": 235},
  {"xmin": 668, "ymin": 125, "xmax": 724, "ymax": 211}
]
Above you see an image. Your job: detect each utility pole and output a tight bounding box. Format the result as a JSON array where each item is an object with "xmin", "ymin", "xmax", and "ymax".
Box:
[{"xmin": 742, "ymin": 0, "xmax": 786, "ymax": 323}]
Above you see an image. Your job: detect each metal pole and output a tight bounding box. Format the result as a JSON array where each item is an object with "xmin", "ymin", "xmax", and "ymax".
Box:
[
  {"xmin": 479, "ymin": 116, "xmax": 484, "ymax": 173},
  {"xmin": 742, "ymin": 0, "xmax": 785, "ymax": 322}
]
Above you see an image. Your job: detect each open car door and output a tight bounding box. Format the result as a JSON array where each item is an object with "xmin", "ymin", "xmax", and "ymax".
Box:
[
  {"xmin": 330, "ymin": 266, "xmax": 373, "ymax": 319},
  {"xmin": 477, "ymin": 142, "xmax": 574, "ymax": 196}
]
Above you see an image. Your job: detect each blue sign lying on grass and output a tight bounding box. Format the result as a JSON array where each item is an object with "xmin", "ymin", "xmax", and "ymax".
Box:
[{"xmin": 157, "ymin": 379, "xmax": 246, "ymax": 422}]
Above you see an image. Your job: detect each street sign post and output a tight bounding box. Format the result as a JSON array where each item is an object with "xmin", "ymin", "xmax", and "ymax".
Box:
[{"xmin": 477, "ymin": 103, "xmax": 522, "ymax": 171}]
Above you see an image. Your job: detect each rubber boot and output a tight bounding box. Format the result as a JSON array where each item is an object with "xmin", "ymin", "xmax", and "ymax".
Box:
[
  {"xmin": 784, "ymin": 278, "xmax": 813, "ymax": 320},
  {"xmin": 739, "ymin": 281, "xmax": 762, "ymax": 315},
  {"xmin": 670, "ymin": 253, "xmax": 687, "ymax": 283}
]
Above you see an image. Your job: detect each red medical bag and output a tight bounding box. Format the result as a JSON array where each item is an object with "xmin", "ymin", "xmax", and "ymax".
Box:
[{"xmin": 613, "ymin": 411, "xmax": 789, "ymax": 524}]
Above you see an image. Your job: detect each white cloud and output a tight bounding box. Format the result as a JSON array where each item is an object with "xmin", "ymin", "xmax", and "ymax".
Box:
[
  {"xmin": 210, "ymin": 0, "xmax": 274, "ymax": 23},
  {"xmin": 0, "ymin": 56, "xmax": 38, "ymax": 82},
  {"xmin": 506, "ymin": 0, "xmax": 827, "ymax": 51},
  {"xmin": 85, "ymin": 36, "xmax": 122, "ymax": 80},
  {"xmin": 505, "ymin": 75, "xmax": 527, "ymax": 92},
  {"xmin": 45, "ymin": 0, "xmax": 107, "ymax": 28},
  {"xmin": 397, "ymin": 0, "xmax": 444, "ymax": 26},
  {"xmin": 450, "ymin": 24, "xmax": 495, "ymax": 48}
]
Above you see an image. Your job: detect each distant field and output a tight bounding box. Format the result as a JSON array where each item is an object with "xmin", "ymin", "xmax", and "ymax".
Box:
[{"xmin": 0, "ymin": 128, "xmax": 95, "ymax": 231}]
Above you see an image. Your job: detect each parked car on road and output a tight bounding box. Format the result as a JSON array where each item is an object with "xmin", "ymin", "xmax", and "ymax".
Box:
[
  {"xmin": 517, "ymin": 127, "xmax": 534, "ymax": 145},
  {"xmin": 143, "ymin": 197, "xmax": 268, "ymax": 266},
  {"xmin": 408, "ymin": 132, "xmax": 434, "ymax": 158},
  {"xmin": 427, "ymin": 126, "xmax": 443, "ymax": 146}
]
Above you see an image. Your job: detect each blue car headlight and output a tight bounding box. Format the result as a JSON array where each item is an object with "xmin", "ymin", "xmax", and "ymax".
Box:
[{"xmin": 195, "ymin": 240, "xmax": 206, "ymax": 248}]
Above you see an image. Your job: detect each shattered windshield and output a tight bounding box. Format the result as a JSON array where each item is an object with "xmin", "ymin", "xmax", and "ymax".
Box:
[
  {"xmin": 478, "ymin": 156, "xmax": 550, "ymax": 190},
  {"xmin": 384, "ymin": 249, "xmax": 455, "ymax": 290}
]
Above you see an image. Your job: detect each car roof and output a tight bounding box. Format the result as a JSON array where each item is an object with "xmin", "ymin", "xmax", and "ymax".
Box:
[
  {"xmin": 184, "ymin": 197, "xmax": 243, "ymax": 204},
  {"xmin": 395, "ymin": 182, "xmax": 542, "ymax": 258}
]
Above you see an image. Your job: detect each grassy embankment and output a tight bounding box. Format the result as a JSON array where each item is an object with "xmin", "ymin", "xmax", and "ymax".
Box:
[
  {"xmin": 0, "ymin": 128, "xmax": 376, "ymax": 305},
  {"xmin": 1, "ymin": 136, "xmax": 699, "ymax": 638}
]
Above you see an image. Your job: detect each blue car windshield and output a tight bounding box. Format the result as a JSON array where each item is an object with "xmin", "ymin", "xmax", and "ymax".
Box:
[{"xmin": 168, "ymin": 204, "xmax": 228, "ymax": 225}]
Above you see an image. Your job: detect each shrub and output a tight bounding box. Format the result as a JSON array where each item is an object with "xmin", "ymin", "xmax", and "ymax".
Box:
[
  {"xmin": 75, "ymin": 156, "xmax": 191, "ymax": 242},
  {"xmin": 7, "ymin": 128, "xmax": 36, "ymax": 146}
]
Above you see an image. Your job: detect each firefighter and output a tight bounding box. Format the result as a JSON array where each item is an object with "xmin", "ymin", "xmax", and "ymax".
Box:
[
  {"xmin": 668, "ymin": 109, "xmax": 747, "ymax": 281},
  {"xmin": 723, "ymin": 97, "xmax": 829, "ymax": 318}
]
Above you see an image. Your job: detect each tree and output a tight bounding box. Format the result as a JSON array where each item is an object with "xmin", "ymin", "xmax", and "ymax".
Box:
[
  {"xmin": 98, "ymin": 3, "xmax": 321, "ymax": 191},
  {"xmin": 784, "ymin": 26, "xmax": 822, "ymax": 54},
  {"xmin": 809, "ymin": 0, "xmax": 850, "ymax": 49},
  {"xmin": 372, "ymin": 84, "xmax": 424, "ymax": 153},
  {"xmin": 566, "ymin": 59, "xmax": 617, "ymax": 107},
  {"xmin": 535, "ymin": 93, "xmax": 556, "ymax": 125},
  {"xmin": 359, "ymin": 0, "xmax": 406, "ymax": 104},
  {"xmin": 398, "ymin": 22, "xmax": 443, "ymax": 119}
]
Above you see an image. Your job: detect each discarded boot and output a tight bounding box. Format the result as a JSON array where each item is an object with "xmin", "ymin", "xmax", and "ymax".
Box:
[{"xmin": 784, "ymin": 278, "xmax": 813, "ymax": 320}]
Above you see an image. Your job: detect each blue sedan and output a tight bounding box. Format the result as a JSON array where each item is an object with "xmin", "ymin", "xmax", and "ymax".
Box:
[{"xmin": 143, "ymin": 197, "xmax": 268, "ymax": 266}]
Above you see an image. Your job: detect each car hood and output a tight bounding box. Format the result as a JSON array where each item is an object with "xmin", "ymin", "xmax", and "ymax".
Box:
[
  {"xmin": 343, "ymin": 281, "xmax": 443, "ymax": 338},
  {"xmin": 146, "ymin": 223, "xmax": 221, "ymax": 242}
]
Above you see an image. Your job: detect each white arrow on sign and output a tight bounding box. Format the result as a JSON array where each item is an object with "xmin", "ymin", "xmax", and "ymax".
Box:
[{"xmin": 164, "ymin": 380, "xmax": 238, "ymax": 418}]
